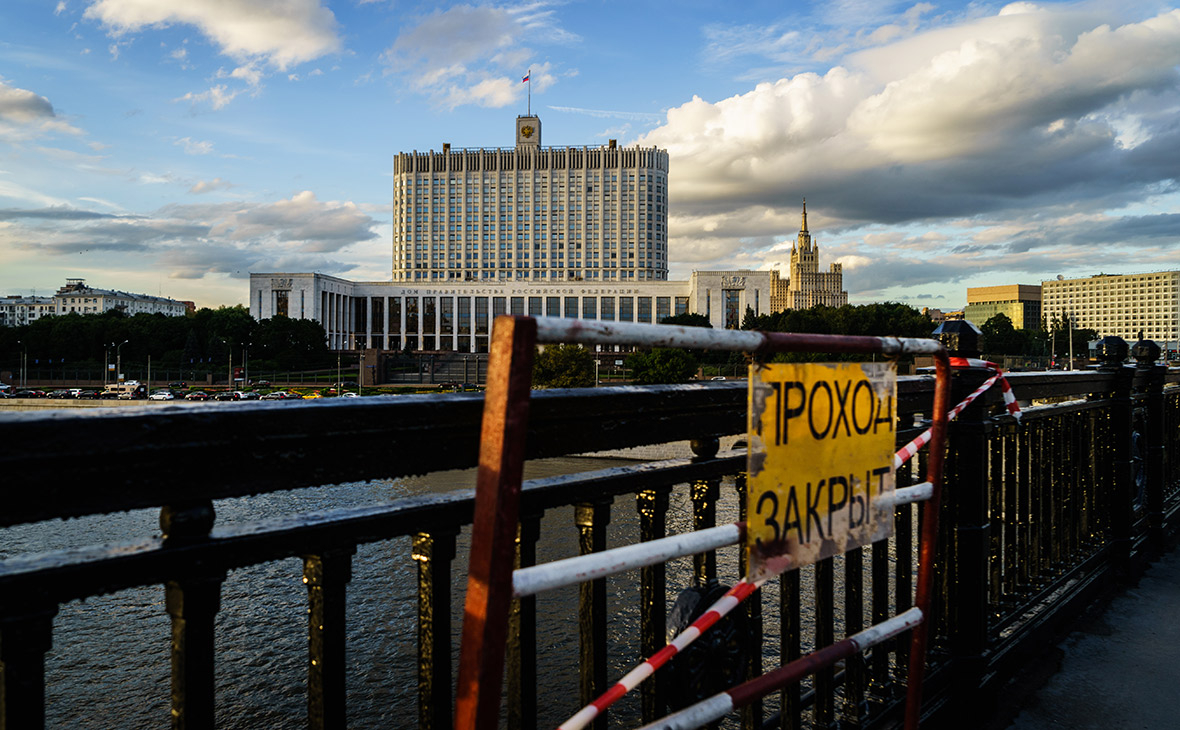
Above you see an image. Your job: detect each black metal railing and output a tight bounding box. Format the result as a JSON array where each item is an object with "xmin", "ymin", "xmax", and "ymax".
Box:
[{"xmin": 1, "ymin": 341, "xmax": 1177, "ymax": 730}]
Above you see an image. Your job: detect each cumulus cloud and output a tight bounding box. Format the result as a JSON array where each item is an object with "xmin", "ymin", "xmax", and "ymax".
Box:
[
  {"xmin": 384, "ymin": 3, "xmax": 574, "ymax": 109},
  {"xmin": 0, "ymin": 79, "xmax": 83, "ymax": 141},
  {"xmin": 640, "ymin": 5, "xmax": 1180, "ymax": 297},
  {"xmin": 188, "ymin": 178, "xmax": 232, "ymax": 194},
  {"xmin": 174, "ymin": 85, "xmax": 243, "ymax": 111},
  {"xmin": 1, "ymin": 191, "xmax": 380, "ymax": 280},
  {"xmin": 82, "ymin": 0, "xmax": 341, "ymax": 70},
  {"xmin": 175, "ymin": 136, "xmax": 214, "ymax": 155}
]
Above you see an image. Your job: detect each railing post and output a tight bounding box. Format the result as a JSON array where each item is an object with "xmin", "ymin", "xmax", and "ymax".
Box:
[
  {"xmin": 690, "ymin": 438, "xmax": 720, "ymax": 586},
  {"xmin": 936, "ymin": 322, "xmax": 993, "ymax": 723},
  {"xmin": 1132, "ymin": 339, "xmax": 1167, "ymax": 555},
  {"xmin": 0, "ymin": 602, "xmax": 57, "ymax": 730},
  {"xmin": 414, "ymin": 529, "xmax": 457, "ymax": 730},
  {"xmin": 576, "ymin": 499, "xmax": 611, "ymax": 730},
  {"xmin": 1096, "ymin": 337, "xmax": 1133, "ymax": 578},
  {"xmin": 304, "ymin": 547, "xmax": 355, "ymax": 730},
  {"xmin": 508, "ymin": 513, "xmax": 541, "ymax": 730},
  {"xmin": 734, "ymin": 472, "xmax": 763, "ymax": 730},
  {"xmin": 161, "ymin": 500, "xmax": 224, "ymax": 730},
  {"xmin": 637, "ymin": 486, "xmax": 672, "ymax": 723}
]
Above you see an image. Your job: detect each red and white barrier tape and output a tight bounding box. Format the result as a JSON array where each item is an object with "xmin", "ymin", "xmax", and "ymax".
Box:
[
  {"xmin": 893, "ymin": 358, "xmax": 1020, "ymax": 469},
  {"xmin": 558, "ymin": 576, "xmax": 769, "ymax": 730}
]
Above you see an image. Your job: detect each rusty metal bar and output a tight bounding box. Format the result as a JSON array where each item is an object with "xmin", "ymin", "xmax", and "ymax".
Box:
[
  {"xmin": 842, "ymin": 547, "xmax": 867, "ymax": 727},
  {"xmin": 813, "ymin": 556, "xmax": 835, "ymax": 729},
  {"xmin": 454, "ymin": 315, "xmax": 537, "ymax": 730},
  {"xmin": 576, "ymin": 500, "xmax": 611, "ymax": 730},
  {"xmin": 691, "ymin": 479, "xmax": 719, "ymax": 587},
  {"xmin": 304, "ymin": 548, "xmax": 354, "ymax": 730},
  {"xmin": 779, "ymin": 568, "xmax": 801, "ymax": 730},
  {"xmin": 414, "ymin": 531, "xmax": 456, "ymax": 730}
]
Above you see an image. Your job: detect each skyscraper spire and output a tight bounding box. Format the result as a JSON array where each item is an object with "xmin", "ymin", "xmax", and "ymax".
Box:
[{"xmin": 801, "ymin": 198, "xmax": 808, "ymax": 234}]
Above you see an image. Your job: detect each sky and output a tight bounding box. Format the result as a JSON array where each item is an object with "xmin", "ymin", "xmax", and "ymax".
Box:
[{"xmin": 1, "ymin": 0, "xmax": 1178, "ymax": 311}]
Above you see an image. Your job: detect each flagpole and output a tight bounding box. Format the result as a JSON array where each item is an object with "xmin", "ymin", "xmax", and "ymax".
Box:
[{"xmin": 527, "ymin": 68, "xmax": 532, "ymax": 115}]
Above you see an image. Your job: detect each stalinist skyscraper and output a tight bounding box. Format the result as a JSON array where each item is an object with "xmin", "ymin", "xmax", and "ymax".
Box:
[{"xmin": 770, "ymin": 200, "xmax": 848, "ymax": 311}]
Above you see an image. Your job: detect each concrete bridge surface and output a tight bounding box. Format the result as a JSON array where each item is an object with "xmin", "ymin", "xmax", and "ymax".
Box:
[{"xmin": 1004, "ymin": 544, "xmax": 1180, "ymax": 730}]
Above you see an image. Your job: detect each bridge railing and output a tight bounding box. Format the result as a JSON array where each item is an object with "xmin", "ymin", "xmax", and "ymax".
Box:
[{"xmin": 1, "ymin": 341, "xmax": 1177, "ymax": 730}]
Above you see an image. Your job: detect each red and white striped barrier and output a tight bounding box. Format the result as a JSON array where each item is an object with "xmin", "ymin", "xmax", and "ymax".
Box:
[
  {"xmin": 558, "ymin": 577, "xmax": 768, "ymax": 730},
  {"xmin": 634, "ymin": 607, "xmax": 925, "ymax": 730},
  {"xmin": 893, "ymin": 358, "xmax": 1020, "ymax": 469}
]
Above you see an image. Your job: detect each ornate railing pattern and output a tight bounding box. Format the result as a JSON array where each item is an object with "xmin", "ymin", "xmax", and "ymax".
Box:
[{"xmin": 1, "ymin": 342, "xmax": 1177, "ymax": 730}]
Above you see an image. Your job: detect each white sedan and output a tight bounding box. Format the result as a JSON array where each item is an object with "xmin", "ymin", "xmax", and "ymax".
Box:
[{"xmin": 148, "ymin": 390, "xmax": 175, "ymax": 401}]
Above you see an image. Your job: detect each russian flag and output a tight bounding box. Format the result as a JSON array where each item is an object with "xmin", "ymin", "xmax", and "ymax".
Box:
[{"xmin": 522, "ymin": 73, "xmax": 530, "ymax": 83}]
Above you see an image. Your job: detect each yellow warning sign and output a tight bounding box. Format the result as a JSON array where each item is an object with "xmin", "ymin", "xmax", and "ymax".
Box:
[{"xmin": 746, "ymin": 361, "xmax": 896, "ymax": 580}]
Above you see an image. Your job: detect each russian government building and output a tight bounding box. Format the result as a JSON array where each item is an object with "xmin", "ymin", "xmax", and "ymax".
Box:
[{"xmin": 250, "ymin": 116, "xmax": 846, "ymax": 353}]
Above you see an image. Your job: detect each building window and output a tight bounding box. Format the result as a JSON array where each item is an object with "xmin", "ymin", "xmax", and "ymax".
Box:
[
  {"xmin": 440, "ymin": 298, "xmax": 453, "ymax": 335},
  {"xmin": 619, "ymin": 297, "xmax": 634, "ymax": 322},
  {"xmin": 638, "ymin": 297, "xmax": 652, "ymax": 323},
  {"xmin": 390, "ymin": 298, "xmax": 402, "ymax": 335},
  {"xmin": 475, "ymin": 297, "xmax": 489, "ymax": 335},
  {"xmin": 528, "ymin": 297, "xmax": 542, "ymax": 316},
  {"xmin": 457, "ymin": 297, "xmax": 470, "ymax": 335},
  {"xmin": 724, "ymin": 289, "xmax": 741, "ymax": 329},
  {"xmin": 601, "ymin": 297, "xmax": 615, "ymax": 321},
  {"xmin": 564, "ymin": 296, "xmax": 578, "ymax": 318},
  {"xmin": 371, "ymin": 298, "xmax": 385, "ymax": 335},
  {"xmin": 275, "ymin": 290, "xmax": 289, "ymax": 318},
  {"xmin": 406, "ymin": 297, "xmax": 420, "ymax": 334},
  {"xmin": 675, "ymin": 296, "xmax": 689, "ymax": 316},
  {"xmin": 583, "ymin": 297, "xmax": 597, "ymax": 320},
  {"xmin": 657, "ymin": 297, "xmax": 671, "ymax": 322}
]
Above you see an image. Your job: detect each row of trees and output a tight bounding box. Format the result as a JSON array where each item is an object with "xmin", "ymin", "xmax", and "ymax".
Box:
[
  {"xmin": 0, "ymin": 306, "xmax": 333, "ymax": 373},
  {"xmin": 979, "ymin": 312, "xmax": 1097, "ymax": 360}
]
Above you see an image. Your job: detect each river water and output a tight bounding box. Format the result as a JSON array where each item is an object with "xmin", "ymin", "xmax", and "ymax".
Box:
[{"xmin": 3, "ymin": 456, "xmax": 778, "ymax": 729}]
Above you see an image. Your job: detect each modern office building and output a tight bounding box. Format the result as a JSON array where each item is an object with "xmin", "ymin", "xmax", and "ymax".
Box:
[
  {"xmin": 391, "ymin": 115, "xmax": 668, "ymax": 284},
  {"xmin": 964, "ymin": 284, "xmax": 1042, "ymax": 329},
  {"xmin": 770, "ymin": 201, "xmax": 847, "ymax": 311},
  {"xmin": 1041, "ymin": 271, "xmax": 1180, "ymax": 348},
  {"xmin": 252, "ymin": 117, "xmax": 855, "ymax": 351},
  {"xmin": 0, "ymin": 279, "xmax": 187, "ymax": 325}
]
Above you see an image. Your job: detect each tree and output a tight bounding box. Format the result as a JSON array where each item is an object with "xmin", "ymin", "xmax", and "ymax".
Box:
[
  {"xmin": 981, "ymin": 313, "xmax": 1022, "ymax": 355},
  {"xmin": 532, "ymin": 343, "xmax": 595, "ymax": 388},
  {"xmin": 625, "ymin": 348, "xmax": 698, "ymax": 384}
]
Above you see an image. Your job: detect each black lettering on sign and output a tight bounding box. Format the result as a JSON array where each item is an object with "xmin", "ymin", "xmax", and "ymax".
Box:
[
  {"xmin": 775, "ymin": 381, "xmax": 805, "ymax": 446},
  {"xmin": 852, "ymin": 380, "xmax": 874, "ymax": 435},
  {"xmin": 756, "ymin": 491, "xmax": 780, "ymax": 544},
  {"xmin": 827, "ymin": 475, "xmax": 848, "ymax": 535},
  {"xmin": 808, "ymin": 382, "xmax": 833, "ymax": 440},
  {"xmin": 769, "ymin": 375, "xmax": 893, "ymax": 445},
  {"xmin": 805, "ymin": 481, "xmax": 825, "ymax": 542}
]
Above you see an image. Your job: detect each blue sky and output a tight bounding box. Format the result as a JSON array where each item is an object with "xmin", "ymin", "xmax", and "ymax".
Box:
[{"xmin": 1, "ymin": 0, "xmax": 1178, "ymax": 310}]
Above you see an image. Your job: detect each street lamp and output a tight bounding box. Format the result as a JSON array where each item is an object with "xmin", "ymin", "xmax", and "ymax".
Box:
[
  {"xmin": 17, "ymin": 340, "xmax": 26, "ymax": 388},
  {"xmin": 116, "ymin": 340, "xmax": 128, "ymax": 384},
  {"xmin": 243, "ymin": 342, "xmax": 252, "ymax": 389}
]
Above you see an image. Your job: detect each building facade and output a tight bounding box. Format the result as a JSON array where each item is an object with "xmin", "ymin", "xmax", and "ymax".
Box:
[
  {"xmin": 1042, "ymin": 271, "xmax": 1180, "ymax": 348},
  {"xmin": 1, "ymin": 279, "xmax": 187, "ymax": 325},
  {"xmin": 251, "ymin": 272, "xmax": 773, "ymax": 352},
  {"xmin": 769, "ymin": 201, "xmax": 847, "ymax": 311},
  {"xmin": 392, "ymin": 116, "xmax": 668, "ymax": 284},
  {"xmin": 0, "ymin": 296, "xmax": 55, "ymax": 327},
  {"xmin": 964, "ymin": 284, "xmax": 1042, "ymax": 329}
]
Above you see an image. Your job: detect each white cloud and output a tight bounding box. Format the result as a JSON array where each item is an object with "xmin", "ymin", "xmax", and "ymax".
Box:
[
  {"xmin": 384, "ymin": 3, "xmax": 575, "ymax": 109},
  {"xmin": 175, "ymin": 136, "xmax": 214, "ymax": 155},
  {"xmin": 174, "ymin": 85, "xmax": 243, "ymax": 110},
  {"xmin": 637, "ymin": 5, "xmax": 1180, "ymax": 294},
  {"xmin": 188, "ymin": 178, "xmax": 232, "ymax": 194},
  {"xmin": 82, "ymin": 0, "xmax": 341, "ymax": 70}
]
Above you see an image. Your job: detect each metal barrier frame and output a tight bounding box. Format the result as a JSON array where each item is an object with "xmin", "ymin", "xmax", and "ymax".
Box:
[{"xmin": 454, "ymin": 316, "xmax": 952, "ymax": 730}]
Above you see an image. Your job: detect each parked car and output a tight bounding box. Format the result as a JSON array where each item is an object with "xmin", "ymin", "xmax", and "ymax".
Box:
[
  {"xmin": 185, "ymin": 391, "xmax": 209, "ymax": 401},
  {"xmin": 48, "ymin": 389, "xmax": 72, "ymax": 399},
  {"xmin": 75, "ymin": 389, "xmax": 101, "ymax": 399},
  {"xmin": 213, "ymin": 392, "xmax": 236, "ymax": 401},
  {"xmin": 260, "ymin": 390, "xmax": 291, "ymax": 400},
  {"xmin": 341, "ymin": 392, "xmax": 360, "ymax": 398},
  {"xmin": 254, "ymin": 380, "xmax": 271, "ymax": 388},
  {"xmin": 237, "ymin": 391, "xmax": 261, "ymax": 401},
  {"xmin": 0, "ymin": 390, "xmax": 13, "ymax": 399},
  {"xmin": 710, "ymin": 376, "xmax": 726, "ymax": 381},
  {"xmin": 149, "ymin": 390, "xmax": 175, "ymax": 401},
  {"xmin": 13, "ymin": 389, "xmax": 44, "ymax": 398},
  {"xmin": 98, "ymin": 390, "xmax": 121, "ymax": 399}
]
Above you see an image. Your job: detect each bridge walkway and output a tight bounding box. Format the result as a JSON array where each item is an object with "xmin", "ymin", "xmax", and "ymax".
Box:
[{"xmin": 1004, "ymin": 544, "xmax": 1180, "ymax": 730}]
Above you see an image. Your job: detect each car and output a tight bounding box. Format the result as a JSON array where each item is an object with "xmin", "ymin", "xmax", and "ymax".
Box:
[
  {"xmin": 237, "ymin": 391, "xmax": 261, "ymax": 401},
  {"xmin": 169, "ymin": 382, "xmax": 187, "ymax": 389},
  {"xmin": 48, "ymin": 389, "xmax": 72, "ymax": 399},
  {"xmin": 260, "ymin": 390, "xmax": 291, "ymax": 400},
  {"xmin": 75, "ymin": 389, "xmax": 101, "ymax": 399},
  {"xmin": 301, "ymin": 392, "xmax": 322, "ymax": 399},
  {"xmin": 710, "ymin": 376, "xmax": 727, "ymax": 381},
  {"xmin": 341, "ymin": 392, "xmax": 360, "ymax": 398},
  {"xmin": 213, "ymin": 392, "xmax": 236, "ymax": 401},
  {"xmin": 0, "ymin": 390, "xmax": 13, "ymax": 399},
  {"xmin": 13, "ymin": 389, "xmax": 44, "ymax": 398},
  {"xmin": 98, "ymin": 390, "xmax": 121, "ymax": 399},
  {"xmin": 438, "ymin": 381, "xmax": 460, "ymax": 391},
  {"xmin": 185, "ymin": 391, "xmax": 209, "ymax": 401},
  {"xmin": 254, "ymin": 380, "xmax": 271, "ymax": 388},
  {"xmin": 149, "ymin": 390, "xmax": 175, "ymax": 401}
]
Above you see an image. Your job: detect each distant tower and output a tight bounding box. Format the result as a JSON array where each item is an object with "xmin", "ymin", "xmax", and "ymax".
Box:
[{"xmin": 771, "ymin": 199, "xmax": 848, "ymax": 311}]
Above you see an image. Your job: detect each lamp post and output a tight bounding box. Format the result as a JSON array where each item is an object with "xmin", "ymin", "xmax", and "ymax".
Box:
[
  {"xmin": 116, "ymin": 340, "xmax": 128, "ymax": 384},
  {"xmin": 1067, "ymin": 300, "xmax": 1074, "ymax": 371},
  {"xmin": 17, "ymin": 340, "xmax": 26, "ymax": 388},
  {"xmin": 243, "ymin": 342, "xmax": 252, "ymax": 389}
]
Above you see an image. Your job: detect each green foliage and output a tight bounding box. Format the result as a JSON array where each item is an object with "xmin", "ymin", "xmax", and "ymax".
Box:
[
  {"xmin": 625, "ymin": 347, "xmax": 698, "ymax": 384},
  {"xmin": 980, "ymin": 313, "xmax": 1023, "ymax": 355},
  {"xmin": 659, "ymin": 312, "xmax": 711, "ymax": 328},
  {"xmin": 0, "ymin": 305, "xmax": 331, "ymax": 372},
  {"xmin": 532, "ymin": 343, "xmax": 595, "ymax": 388}
]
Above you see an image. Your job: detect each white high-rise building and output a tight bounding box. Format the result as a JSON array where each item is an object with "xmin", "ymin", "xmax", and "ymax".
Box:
[
  {"xmin": 391, "ymin": 116, "xmax": 669, "ymax": 284},
  {"xmin": 1042, "ymin": 271, "xmax": 1180, "ymax": 348}
]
